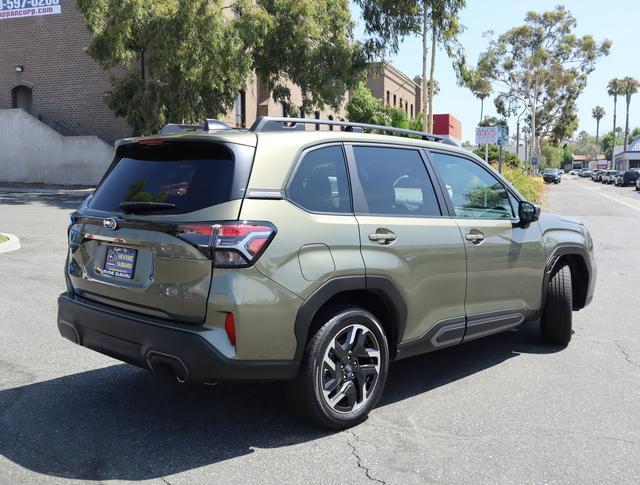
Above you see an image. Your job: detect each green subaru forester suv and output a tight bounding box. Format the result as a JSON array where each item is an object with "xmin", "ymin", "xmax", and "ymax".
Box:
[{"xmin": 58, "ymin": 117, "xmax": 596, "ymax": 428}]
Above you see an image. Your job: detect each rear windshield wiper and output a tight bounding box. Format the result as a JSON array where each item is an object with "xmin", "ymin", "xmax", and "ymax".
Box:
[{"xmin": 118, "ymin": 201, "xmax": 176, "ymax": 213}]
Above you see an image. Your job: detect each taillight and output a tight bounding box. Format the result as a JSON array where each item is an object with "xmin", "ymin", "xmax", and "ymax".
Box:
[{"xmin": 174, "ymin": 221, "xmax": 276, "ymax": 267}]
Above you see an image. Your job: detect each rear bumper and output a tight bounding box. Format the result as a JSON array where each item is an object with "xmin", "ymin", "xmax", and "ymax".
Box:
[{"xmin": 57, "ymin": 292, "xmax": 299, "ymax": 382}]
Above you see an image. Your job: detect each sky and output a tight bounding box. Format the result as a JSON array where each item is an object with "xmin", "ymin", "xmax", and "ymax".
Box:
[{"xmin": 350, "ymin": 0, "xmax": 639, "ymax": 143}]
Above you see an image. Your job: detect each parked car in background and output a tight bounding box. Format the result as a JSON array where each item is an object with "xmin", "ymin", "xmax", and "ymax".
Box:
[
  {"xmin": 636, "ymin": 176, "xmax": 640, "ymax": 191},
  {"xmin": 570, "ymin": 169, "xmax": 580, "ymax": 175},
  {"xmin": 603, "ymin": 170, "xmax": 620, "ymax": 184},
  {"xmin": 591, "ymin": 169, "xmax": 603, "ymax": 181},
  {"xmin": 594, "ymin": 170, "xmax": 607, "ymax": 182},
  {"xmin": 543, "ymin": 168, "xmax": 562, "ymax": 184},
  {"xmin": 580, "ymin": 169, "xmax": 593, "ymax": 178},
  {"xmin": 615, "ymin": 170, "xmax": 640, "ymax": 187}
]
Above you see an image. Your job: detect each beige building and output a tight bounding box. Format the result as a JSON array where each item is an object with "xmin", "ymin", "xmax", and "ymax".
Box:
[{"xmin": 365, "ymin": 62, "xmax": 422, "ymax": 119}]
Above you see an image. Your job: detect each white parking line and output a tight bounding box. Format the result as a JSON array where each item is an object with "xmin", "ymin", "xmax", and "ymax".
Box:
[{"xmin": 572, "ymin": 179, "xmax": 640, "ymax": 213}]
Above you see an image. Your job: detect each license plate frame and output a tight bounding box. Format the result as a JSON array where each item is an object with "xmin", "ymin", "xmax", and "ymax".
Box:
[{"xmin": 103, "ymin": 246, "xmax": 138, "ymax": 280}]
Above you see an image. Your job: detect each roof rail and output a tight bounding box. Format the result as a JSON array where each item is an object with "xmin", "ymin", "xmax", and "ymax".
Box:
[{"xmin": 250, "ymin": 116, "xmax": 448, "ymax": 143}]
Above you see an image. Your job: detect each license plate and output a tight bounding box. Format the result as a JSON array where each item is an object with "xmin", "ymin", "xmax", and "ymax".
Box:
[{"xmin": 103, "ymin": 246, "xmax": 137, "ymax": 279}]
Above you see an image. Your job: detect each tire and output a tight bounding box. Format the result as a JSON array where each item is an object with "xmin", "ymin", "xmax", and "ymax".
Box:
[
  {"xmin": 288, "ymin": 307, "xmax": 389, "ymax": 429},
  {"xmin": 541, "ymin": 263, "xmax": 573, "ymax": 346}
]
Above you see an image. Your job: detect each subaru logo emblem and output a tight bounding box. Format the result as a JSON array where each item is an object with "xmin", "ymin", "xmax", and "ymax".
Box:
[{"xmin": 103, "ymin": 218, "xmax": 118, "ymax": 230}]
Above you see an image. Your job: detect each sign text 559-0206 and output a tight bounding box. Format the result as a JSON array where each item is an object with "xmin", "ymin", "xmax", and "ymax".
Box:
[
  {"xmin": 1, "ymin": 0, "xmax": 59, "ymax": 9},
  {"xmin": 0, "ymin": 0, "xmax": 61, "ymax": 20}
]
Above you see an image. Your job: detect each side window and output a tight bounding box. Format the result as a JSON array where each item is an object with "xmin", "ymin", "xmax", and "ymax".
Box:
[
  {"xmin": 288, "ymin": 145, "xmax": 351, "ymax": 213},
  {"xmin": 352, "ymin": 146, "xmax": 441, "ymax": 216},
  {"xmin": 430, "ymin": 152, "xmax": 514, "ymax": 219}
]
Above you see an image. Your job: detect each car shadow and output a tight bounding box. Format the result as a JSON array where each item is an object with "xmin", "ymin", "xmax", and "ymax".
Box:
[
  {"xmin": 0, "ymin": 190, "xmax": 89, "ymax": 210},
  {"xmin": 0, "ymin": 320, "xmax": 560, "ymax": 481}
]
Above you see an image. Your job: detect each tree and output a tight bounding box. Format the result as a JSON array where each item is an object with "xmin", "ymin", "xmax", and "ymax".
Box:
[
  {"xmin": 600, "ymin": 130, "xmax": 624, "ymax": 161},
  {"xmin": 346, "ymin": 82, "xmax": 384, "ymax": 124},
  {"xmin": 571, "ymin": 131, "xmax": 598, "ymax": 162},
  {"xmin": 607, "ymin": 78, "xmax": 623, "ymax": 161},
  {"xmin": 620, "ymin": 77, "xmax": 639, "ymax": 151},
  {"xmin": 540, "ymin": 140, "xmax": 563, "ymax": 168},
  {"xmin": 591, "ymin": 105, "xmax": 605, "ymax": 150},
  {"xmin": 628, "ymin": 127, "xmax": 640, "ymax": 143},
  {"xmin": 356, "ymin": 0, "xmax": 466, "ymax": 132},
  {"xmin": 465, "ymin": 71, "xmax": 492, "ymax": 123},
  {"xmin": 426, "ymin": 0, "xmax": 466, "ymax": 133},
  {"xmin": 477, "ymin": 7, "xmax": 611, "ymax": 163},
  {"xmin": 78, "ymin": 0, "xmax": 366, "ymax": 135}
]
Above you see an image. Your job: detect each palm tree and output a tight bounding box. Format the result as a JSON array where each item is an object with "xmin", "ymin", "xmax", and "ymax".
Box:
[
  {"xmin": 607, "ymin": 78, "xmax": 623, "ymax": 167},
  {"xmin": 620, "ymin": 77, "xmax": 640, "ymax": 151},
  {"xmin": 591, "ymin": 105, "xmax": 605, "ymax": 152}
]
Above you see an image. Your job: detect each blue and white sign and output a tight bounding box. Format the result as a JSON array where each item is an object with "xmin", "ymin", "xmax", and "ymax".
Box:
[
  {"xmin": 496, "ymin": 125, "xmax": 509, "ymax": 146},
  {"xmin": 0, "ymin": 0, "xmax": 61, "ymax": 20}
]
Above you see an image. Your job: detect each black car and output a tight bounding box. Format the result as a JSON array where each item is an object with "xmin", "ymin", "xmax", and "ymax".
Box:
[
  {"xmin": 543, "ymin": 168, "xmax": 562, "ymax": 184},
  {"xmin": 615, "ymin": 170, "xmax": 640, "ymax": 187}
]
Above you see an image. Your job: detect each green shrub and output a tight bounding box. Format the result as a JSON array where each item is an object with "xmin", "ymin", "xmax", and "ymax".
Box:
[{"xmin": 500, "ymin": 165, "xmax": 544, "ymax": 204}]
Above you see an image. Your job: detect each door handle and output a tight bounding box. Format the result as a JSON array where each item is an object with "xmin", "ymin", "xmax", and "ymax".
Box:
[
  {"xmin": 369, "ymin": 231, "xmax": 397, "ymax": 244},
  {"xmin": 465, "ymin": 232, "xmax": 485, "ymax": 243}
]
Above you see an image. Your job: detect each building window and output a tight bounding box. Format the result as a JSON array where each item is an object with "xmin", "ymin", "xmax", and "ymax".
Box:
[
  {"xmin": 405, "ymin": 102, "xmax": 408, "ymax": 115},
  {"xmin": 314, "ymin": 111, "xmax": 320, "ymax": 131},
  {"xmin": 410, "ymin": 104, "xmax": 414, "ymax": 118},
  {"xmin": 328, "ymin": 114, "xmax": 334, "ymax": 131},
  {"xmin": 234, "ymin": 90, "xmax": 246, "ymax": 128},
  {"xmin": 386, "ymin": 90, "xmax": 390, "ymax": 105},
  {"xmin": 299, "ymin": 108, "xmax": 305, "ymax": 119},
  {"xmin": 281, "ymin": 102, "xmax": 288, "ymax": 117},
  {"xmin": 11, "ymin": 85, "xmax": 33, "ymax": 114},
  {"xmin": 393, "ymin": 94, "xmax": 396, "ymax": 106}
]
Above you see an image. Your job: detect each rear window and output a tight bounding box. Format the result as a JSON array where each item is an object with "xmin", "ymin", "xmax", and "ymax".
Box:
[{"xmin": 89, "ymin": 141, "xmax": 253, "ymax": 215}]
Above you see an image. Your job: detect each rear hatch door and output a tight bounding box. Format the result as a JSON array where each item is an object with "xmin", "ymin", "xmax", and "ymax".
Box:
[{"xmin": 67, "ymin": 137, "xmax": 255, "ymax": 323}]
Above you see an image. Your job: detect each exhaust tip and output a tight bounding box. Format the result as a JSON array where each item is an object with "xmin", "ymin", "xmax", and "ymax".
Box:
[{"xmin": 146, "ymin": 351, "xmax": 189, "ymax": 383}]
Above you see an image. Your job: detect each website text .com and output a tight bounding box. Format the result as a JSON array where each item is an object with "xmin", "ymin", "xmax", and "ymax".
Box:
[{"xmin": 1, "ymin": 6, "xmax": 57, "ymax": 18}]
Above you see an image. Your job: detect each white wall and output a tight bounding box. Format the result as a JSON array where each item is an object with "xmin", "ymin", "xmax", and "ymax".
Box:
[{"xmin": 0, "ymin": 109, "xmax": 114, "ymax": 185}]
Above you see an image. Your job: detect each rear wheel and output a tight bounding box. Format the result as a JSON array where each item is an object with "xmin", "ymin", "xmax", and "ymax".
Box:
[
  {"xmin": 541, "ymin": 263, "xmax": 573, "ymax": 346},
  {"xmin": 288, "ymin": 308, "xmax": 389, "ymax": 429}
]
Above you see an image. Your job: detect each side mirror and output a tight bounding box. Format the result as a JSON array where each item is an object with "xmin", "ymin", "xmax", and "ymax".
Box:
[{"xmin": 518, "ymin": 201, "xmax": 540, "ymax": 224}]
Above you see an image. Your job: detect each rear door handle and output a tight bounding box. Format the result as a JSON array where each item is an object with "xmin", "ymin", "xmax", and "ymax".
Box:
[
  {"xmin": 465, "ymin": 232, "xmax": 485, "ymax": 243},
  {"xmin": 369, "ymin": 230, "xmax": 397, "ymax": 244}
]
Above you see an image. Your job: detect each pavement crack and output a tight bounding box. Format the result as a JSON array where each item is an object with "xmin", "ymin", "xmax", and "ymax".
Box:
[
  {"xmin": 346, "ymin": 431, "xmax": 386, "ymax": 485},
  {"xmin": 616, "ymin": 341, "xmax": 640, "ymax": 369}
]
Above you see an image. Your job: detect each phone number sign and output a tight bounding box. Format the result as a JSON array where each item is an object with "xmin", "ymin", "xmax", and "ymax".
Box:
[{"xmin": 0, "ymin": 0, "xmax": 61, "ymax": 20}]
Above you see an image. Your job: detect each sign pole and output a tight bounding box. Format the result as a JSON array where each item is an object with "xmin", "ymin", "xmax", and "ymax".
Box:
[
  {"xmin": 498, "ymin": 144, "xmax": 503, "ymax": 173},
  {"xmin": 485, "ymin": 143, "xmax": 489, "ymax": 164}
]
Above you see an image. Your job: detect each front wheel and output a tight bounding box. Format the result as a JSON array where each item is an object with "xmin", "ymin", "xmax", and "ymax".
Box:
[
  {"xmin": 288, "ymin": 308, "xmax": 389, "ymax": 429},
  {"xmin": 541, "ymin": 263, "xmax": 573, "ymax": 346}
]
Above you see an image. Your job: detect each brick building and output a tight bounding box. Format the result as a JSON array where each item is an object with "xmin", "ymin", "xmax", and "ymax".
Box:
[
  {"xmin": 0, "ymin": 1, "xmax": 459, "ymax": 144},
  {"xmin": 0, "ymin": 1, "xmax": 130, "ymax": 143}
]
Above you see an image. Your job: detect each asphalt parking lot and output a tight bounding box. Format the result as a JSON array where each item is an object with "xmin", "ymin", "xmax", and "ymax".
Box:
[{"xmin": 1, "ymin": 177, "xmax": 639, "ymax": 484}]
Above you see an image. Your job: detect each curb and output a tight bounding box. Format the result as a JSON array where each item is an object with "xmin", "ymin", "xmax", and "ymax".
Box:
[{"xmin": 0, "ymin": 233, "xmax": 21, "ymax": 253}]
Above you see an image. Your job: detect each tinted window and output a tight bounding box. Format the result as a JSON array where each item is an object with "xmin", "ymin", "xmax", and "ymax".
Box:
[
  {"xmin": 90, "ymin": 142, "xmax": 251, "ymax": 215},
  {"xmin": 353, "ymin": 147, "xmax": 440, "ymax": 216},
  {"xmin": 288, "ymin": 146, "xmax": 351, "ymax": 213},
  {"xmin": 430, "ymin": 152, "xmax": 514, "ymax": 219}
]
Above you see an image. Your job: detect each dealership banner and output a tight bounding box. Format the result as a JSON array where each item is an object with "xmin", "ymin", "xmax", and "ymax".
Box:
[{"xmin": 0, "ymin": 0, "xmax": 61, "ymax": 20}]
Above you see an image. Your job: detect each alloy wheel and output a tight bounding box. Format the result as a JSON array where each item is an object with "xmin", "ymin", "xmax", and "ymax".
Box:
[{"xmin": 319, "ymin": 323, "xmax": 382, "ymax": 414}]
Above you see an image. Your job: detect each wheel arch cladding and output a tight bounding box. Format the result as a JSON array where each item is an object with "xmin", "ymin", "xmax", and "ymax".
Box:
[
  {"xmin": 544, "ymin": 246, "xmax": 590, "ymax": 311},
  {"xmin": 293, "ymin": 276, "xmax": 407, "ymax": 361}
]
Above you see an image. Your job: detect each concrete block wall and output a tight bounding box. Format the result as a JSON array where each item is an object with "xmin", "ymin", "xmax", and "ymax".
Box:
[{"xmin": 0, "ymin": 109, "xmax": 114, "ymax": 185}]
